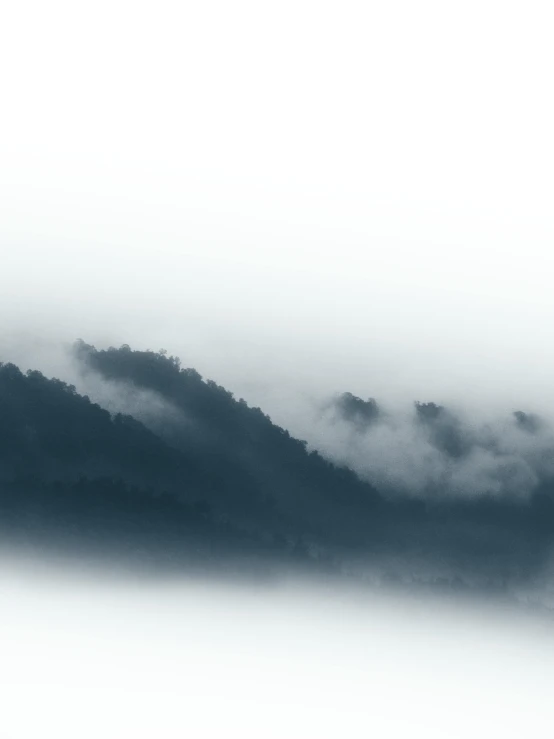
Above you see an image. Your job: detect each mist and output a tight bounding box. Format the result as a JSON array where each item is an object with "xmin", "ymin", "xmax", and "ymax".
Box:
[
  {"xmin": 3, "ymin": 0, "xmax": 554, "ymax": 418},
  {"xmin": 2, "ymin": 3, "xmax": 554, "ymax": 733},
  {"xmin": 1, "ymin": 560, "xmax": 553, "ymax": 739},
  {"xmin": 4, "ymin": 334, "xmax": 554, "ymax": 507},
  {"xmin": 275, "ymin": 394, "xmax": 554, "ymax": 501}
]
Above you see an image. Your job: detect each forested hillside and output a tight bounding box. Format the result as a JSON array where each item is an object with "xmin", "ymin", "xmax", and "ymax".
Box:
[{"xmin": 0, "ymin": 344, "xmax": 554, "ymax": 594}]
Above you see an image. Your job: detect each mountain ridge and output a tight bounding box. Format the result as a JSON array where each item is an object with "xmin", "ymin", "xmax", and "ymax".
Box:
[{"xmin": 1, "ymin": 341, "xmax": 553, "ymax": 597}]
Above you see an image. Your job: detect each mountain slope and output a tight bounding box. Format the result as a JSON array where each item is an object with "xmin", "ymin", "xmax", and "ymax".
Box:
[
  {"xmin": 73, "ymin": 340, "xmax": 383, "ymax": 531},
  {"xmin": 1, "ymin": 345, "xmax": 553, "ymax": 595}
]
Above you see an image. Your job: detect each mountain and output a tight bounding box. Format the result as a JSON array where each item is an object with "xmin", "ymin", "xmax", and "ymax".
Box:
[
  {"xmin": 72, "ymin": 340, "xmax": 383, "ymax": 536},
  {"xmin": 0, "ymin": 342, "xmax": 553, "ymax": 596},
  {"xmin": 0, "ymin": 361, "xmax": 277, "ymax": 572}
]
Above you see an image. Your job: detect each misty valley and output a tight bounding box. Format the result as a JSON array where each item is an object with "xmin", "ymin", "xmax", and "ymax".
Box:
[{"xmin": 1, "ymin": 340, "xmax": 554, "ymax": 610}]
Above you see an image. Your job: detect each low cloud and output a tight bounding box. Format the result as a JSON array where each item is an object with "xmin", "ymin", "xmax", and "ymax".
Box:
[{"xmin": 278, "ymin": 392, "xmax": 554, "ymax": 502}]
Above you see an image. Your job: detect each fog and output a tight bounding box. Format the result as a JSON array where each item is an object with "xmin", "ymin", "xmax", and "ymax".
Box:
[
  {"xmin": 0, "ymin": 559, "xmax": 552, "ymax": 739},
  {"xmin": 4, "ymin": 334, "xmax": 554, "ymax": 504},
  {"xmin": 275, "ymin": 395, "xmax": 554, "ymax": 500},
  {"xmin": 2, "ymin": 6, "xmax": 554, "ymax": 730},
  {"xmin": 2, "ymin": 0, "xmax": 554, "ymax": 416}
]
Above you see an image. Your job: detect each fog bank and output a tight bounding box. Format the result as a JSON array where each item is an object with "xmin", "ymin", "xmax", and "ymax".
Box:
[{"xmin": 1, "ymin": 561, "xmax": 553, "ymax": 738}]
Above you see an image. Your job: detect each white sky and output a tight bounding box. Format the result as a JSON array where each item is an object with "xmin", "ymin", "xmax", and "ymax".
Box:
[{"xmin": 2, "ymin": 0, "xmax": 554, "ymax": 412}]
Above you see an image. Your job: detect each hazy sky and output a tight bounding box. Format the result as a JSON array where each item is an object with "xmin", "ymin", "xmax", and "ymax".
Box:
[{"xmin": 2, "ymin": 0, "xmax": 554, "ymax": 411}]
